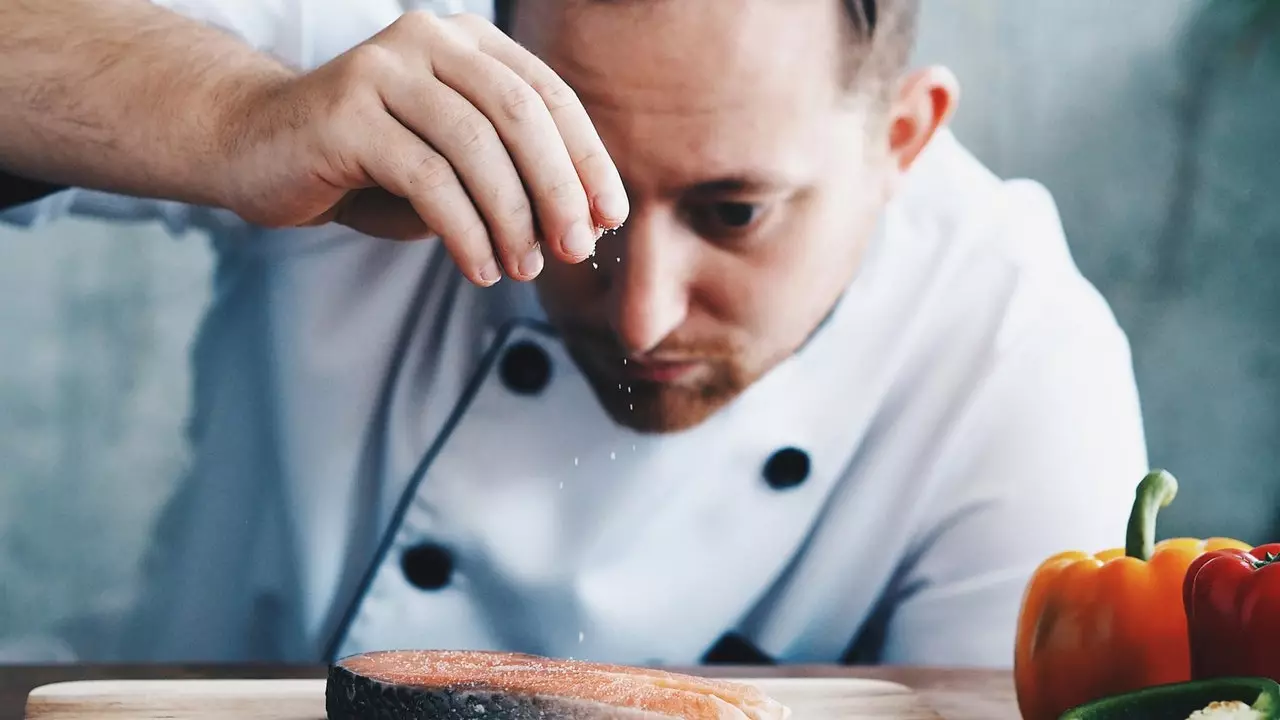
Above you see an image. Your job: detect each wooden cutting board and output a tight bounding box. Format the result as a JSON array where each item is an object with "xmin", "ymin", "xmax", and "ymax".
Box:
[{"xmin": 24, "ymin": 677, "xmax": 941, "ymax": 719}]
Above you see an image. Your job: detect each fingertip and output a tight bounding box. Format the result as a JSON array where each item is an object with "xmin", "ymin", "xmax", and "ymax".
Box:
[
  {"xmin": 592, "ymin": 191, "xmax": 630, "ymax": 229},
  {"xmin": 476, "ymin": 259, "xmax": 503, "ymax": 287},
  {"xmin": 559, "ymin": 222, "xmax": 599, "ymax": 262},
  {"xmin": 513, "ymin": 242, "xmax": 545, "ymax": 281}
]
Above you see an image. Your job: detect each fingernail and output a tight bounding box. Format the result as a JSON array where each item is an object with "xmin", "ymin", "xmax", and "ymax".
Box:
[
  {"xmin": 519, "ymin": 243, "xmax": 544, "ymax": 278},
  {"xmin": 562, "ymin": 223, "xmax": 597, "ymax": 259},
  {"xmin": 594, "ymin": 192, "xmax": 629, "ymax": 226},
  {"xmin": 479, "ymin": 260, "xmax": 502, "ymax": 285}
]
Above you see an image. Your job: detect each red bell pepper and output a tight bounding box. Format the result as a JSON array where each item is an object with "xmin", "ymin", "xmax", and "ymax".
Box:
[{"xmin": 1183, "ymin": 541, "xmax": 1280, "ymax": 681}]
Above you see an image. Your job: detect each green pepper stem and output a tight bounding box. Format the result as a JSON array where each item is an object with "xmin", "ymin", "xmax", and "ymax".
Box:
[
  {"xmin": 1254, "ymin": 686, "xmax": 1278, "ymax": 715},
  {"xmin": 1124, "ymin": 470, "xmax": 1179, "ymax": 561}
]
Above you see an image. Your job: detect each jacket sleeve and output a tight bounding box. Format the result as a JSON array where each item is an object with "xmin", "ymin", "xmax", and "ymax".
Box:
[
  {"xmin": 870, "ymin": 243, "xmax": 1149, "ymax": 668},
  {"xmin": 147, "ymin": 0, "xmax": 491, "ymax": 70}
]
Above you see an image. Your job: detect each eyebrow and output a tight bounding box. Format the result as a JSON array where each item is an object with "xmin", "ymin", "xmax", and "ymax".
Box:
[{"xmin": 685, "ymin": 176, "xmax": 798, "ymax": 196}]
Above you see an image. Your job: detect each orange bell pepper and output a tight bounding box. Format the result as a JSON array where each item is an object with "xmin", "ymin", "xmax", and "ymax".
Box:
[{"xmin": 1013, "ymin": 470, "xmax": 1251, "ymax": 720}]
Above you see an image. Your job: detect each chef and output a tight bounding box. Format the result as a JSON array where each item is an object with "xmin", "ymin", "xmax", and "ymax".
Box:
[{"xmin": 1, "ymin": 0, "xmax": 1148, "ymax": 668}]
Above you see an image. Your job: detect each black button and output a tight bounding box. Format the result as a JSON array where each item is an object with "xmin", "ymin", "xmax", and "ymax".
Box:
[
  {"xmin": 499, "ymin": 341, "xmax": 551, "ymax": 395},
  {"xmin": 401, "ymin": 543, "xmax": 454, "ymax": 591},
  {"xmin": 763, "ymin": 447, "xmax": 810, "ymax": 490},
  {"xmin": 703, "ymin": 633, "xmax": 775, "ymax": 665}
]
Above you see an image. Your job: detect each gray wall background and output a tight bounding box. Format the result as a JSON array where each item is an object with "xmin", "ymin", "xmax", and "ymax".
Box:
[{"xmin": 1, "ymin": 0, "xmax": 1278, "ymax": 658}]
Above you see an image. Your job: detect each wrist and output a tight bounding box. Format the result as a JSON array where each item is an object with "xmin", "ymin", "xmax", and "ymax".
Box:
[{"xmin": 185, "ymin": 58, "xmax": 298, "ymax": 216}]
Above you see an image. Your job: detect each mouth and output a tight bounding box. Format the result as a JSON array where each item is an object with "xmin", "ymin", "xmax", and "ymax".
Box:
[{"xmin": 621, "ymin": 359, "xmax": 705, "ymax": 383}]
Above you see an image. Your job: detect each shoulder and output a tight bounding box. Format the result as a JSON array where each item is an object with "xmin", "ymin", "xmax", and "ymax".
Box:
[
  {"xmin": 853, "ymin": 129, "xmax": 1145, "ymax": 484},
  {"xmin": 854, "ymin": 134, "xmax": 1147, "ymax": 578},
  {"xmin": 881, "ymin": 129, "xmax": 1126, "ymax": 361},
  {"xmin": 877, "ymin": 128, "xmax": 1147, "ymax": 486}
]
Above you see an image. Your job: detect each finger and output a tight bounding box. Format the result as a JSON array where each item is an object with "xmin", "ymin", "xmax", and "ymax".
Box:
[
  {"xmin": 358, "ymin": 112, "xmax": 503, "ymax": 287},
  {"xmin": 461, "ymin": 18, "xmax": 630, "ymax": 231},
  {"xmin": 432, "ymin": 41, "xmax": 598, "ymax": 264},
  {"xmin": 383, "ymin": 76, "xmax": 544, "ymax": 281}
]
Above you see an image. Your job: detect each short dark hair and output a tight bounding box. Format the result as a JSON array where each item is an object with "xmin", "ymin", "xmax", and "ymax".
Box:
[
  {"xmin": 493, "ymin": 0, "xmax": 920, "ymax": 95},
  {"xmin": 839, "ymin": 0, "xmax": 920, "ymax": 94}
]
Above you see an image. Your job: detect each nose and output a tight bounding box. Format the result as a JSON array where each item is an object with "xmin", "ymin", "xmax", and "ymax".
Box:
[{"xmin": 606, "ymin": 212, "xmax": 691, "ymax": 356}]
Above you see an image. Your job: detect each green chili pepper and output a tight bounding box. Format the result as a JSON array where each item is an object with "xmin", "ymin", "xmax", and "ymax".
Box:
[{"xmin": 1059, "ymin": 677, "xmax": 1280, "ymax": 719}]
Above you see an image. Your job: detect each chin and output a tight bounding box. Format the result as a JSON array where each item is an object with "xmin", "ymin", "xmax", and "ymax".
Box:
[
  {"xmin": 598, "ymin": 388, "xmax": 732, "ymax": 434},
  {"xmin": 575, "ymin": 367, "xmax": 749, "ymax": 435}
]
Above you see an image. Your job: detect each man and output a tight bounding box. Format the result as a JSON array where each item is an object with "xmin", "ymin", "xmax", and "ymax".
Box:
[{"xmin": 1, "ymin": 0, "xmax": 1148, "ymax": 667}]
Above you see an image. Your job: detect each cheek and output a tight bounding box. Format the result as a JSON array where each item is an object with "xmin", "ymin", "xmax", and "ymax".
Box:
[
  {"xmin": 710, "ymin": 199, "xmax": 869, "ymax": 349},
  {"xmin": 692, "ymin": 252, "xmax": 827, "ymax": 353}
]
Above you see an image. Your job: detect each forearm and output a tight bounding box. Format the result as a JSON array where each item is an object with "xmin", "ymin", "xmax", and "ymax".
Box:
[{"xmin": 0, "ymin": 0, "xmax": 295, "ymax": 209}]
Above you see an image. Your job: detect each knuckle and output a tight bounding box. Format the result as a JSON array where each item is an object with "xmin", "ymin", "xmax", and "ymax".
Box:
[
  {"xmin": 498, "ymin": 83, "xmax": 546, "ymax": 125},
  {"xmin": 405, "ymin": 10, "xmax": 478, "ymax": 50},
  {"xmin": 537, "ymin": 78, "xmax": 582, "ymax": 113},
  {"xmin": 571, "ymin": 147, "xmax": 606, "ymax": 173},
  {"xmin": 545, "ymin": 176, "xmax": 585, "ymax": 204},
  {"xmin": 448, "ymin": 12, "xmax": 490, "ymax": 32},
  {"xmin": 394, "ymin": 9, "xmax": 441, "ymax": 35},
  {"xmin": 406, "ymin": 152, "xmax": 455, "ymax": 193},
  {"xmin": 450, "ymin": 113, "xmax": 488, "ymax": 149},
  {"xmin": 490, "ymin": 200, "xmax": 534, "ymax": 247},
  {"xmin": 452, "ymin": 114, "xmax": 494, "ymax": 151},
  {"xmin": 343, "ymin": 44, "xmax": 399, "ymax": 83}
]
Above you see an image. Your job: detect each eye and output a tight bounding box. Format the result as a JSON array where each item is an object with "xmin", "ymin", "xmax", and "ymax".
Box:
[
  {"xmin": 714, "ymin": 203, "xmax": 759, "ymax": 228},
  {"xmin": 688, "ymin": 201, "xmax": 767, "ymax": 238}
]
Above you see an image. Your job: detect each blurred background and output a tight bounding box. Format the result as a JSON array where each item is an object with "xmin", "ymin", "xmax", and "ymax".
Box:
[{"xmin": 1, "ymin": 0, "xmax": 1278, "ymax": 658}]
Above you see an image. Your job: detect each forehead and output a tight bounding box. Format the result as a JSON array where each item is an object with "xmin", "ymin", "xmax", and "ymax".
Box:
[{"xmin": 509, "ymin": 0, "xmax": 851, "ymax": 189}]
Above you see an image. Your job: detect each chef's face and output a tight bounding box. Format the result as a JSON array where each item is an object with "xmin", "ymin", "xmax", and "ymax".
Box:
[{"xmin": 513, "ymin": 0, "xmax": 956, "ymax": 433}]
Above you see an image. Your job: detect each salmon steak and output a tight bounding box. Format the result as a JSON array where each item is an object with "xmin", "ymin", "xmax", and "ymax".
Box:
[{"xmin": 326, "ymin": 649, "xmax": 792, "ymax": 720}]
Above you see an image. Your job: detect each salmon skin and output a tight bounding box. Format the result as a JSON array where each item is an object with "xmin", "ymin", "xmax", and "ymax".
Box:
[{"xmin": 326, "ymin": 649, "xmax": 791, "ymax": 720}]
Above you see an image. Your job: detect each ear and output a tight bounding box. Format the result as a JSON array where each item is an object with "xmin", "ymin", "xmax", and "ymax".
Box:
[{"xmin": 887, "ymin": 66, "xmax": 960, "ymax": 173}]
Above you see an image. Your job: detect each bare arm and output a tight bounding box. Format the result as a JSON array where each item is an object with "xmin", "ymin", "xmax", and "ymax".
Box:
[
  {"xmin": 0, "ymin": 0, "xmax": 292, "ymax": 210},
  {"xmin": 0, "ymin": 0, "xmax": 627, "ymax": 283}
]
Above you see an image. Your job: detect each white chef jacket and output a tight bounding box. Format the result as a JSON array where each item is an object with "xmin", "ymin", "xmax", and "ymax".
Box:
[{"xmin": 0, "ymin": 0, "xmax": 1148, "ymax": 668}]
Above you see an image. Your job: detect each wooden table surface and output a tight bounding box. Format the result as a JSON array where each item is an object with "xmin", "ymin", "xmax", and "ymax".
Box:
[{"xmin": 0, "ymin": 664, "xmax": 1019, "ymax": 720}]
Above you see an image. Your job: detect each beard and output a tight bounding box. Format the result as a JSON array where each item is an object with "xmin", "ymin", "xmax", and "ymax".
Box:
[{"xmin": 559, "ymin": 333, "xmax": 759, "ymax": 434}]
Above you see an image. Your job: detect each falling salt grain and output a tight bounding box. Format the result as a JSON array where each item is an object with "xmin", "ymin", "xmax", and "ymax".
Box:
[
  {"xmin": 574, "ymin": 457, "xmax": 579, "ymax": 466},
  {"xmin": 559, "ymin": 481, "xmax": 564, "ymax": 489},
  {"xmin": 592, "ymin": 262, "xmax": 598, "ymax": 269},
  {"xmin": 610, "ymin": 451, "xmax": 616, "ymax": 460},
  {"xmin": 579, "ymin": 631, "xmax": 585, "ymax": 643}
]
